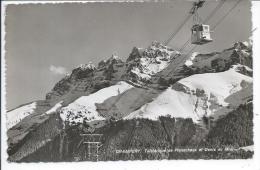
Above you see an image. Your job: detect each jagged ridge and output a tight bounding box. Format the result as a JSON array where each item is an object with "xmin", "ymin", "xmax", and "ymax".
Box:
[{"xmin": 6, "ymin": 40, "xmax": 253, "ymax": 161}]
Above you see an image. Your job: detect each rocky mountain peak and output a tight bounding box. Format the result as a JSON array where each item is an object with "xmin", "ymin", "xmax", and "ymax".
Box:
[
  {"xmin": 149, "ymin": 40, "xmax": 176, "ymax": 53},
  {"xmin": 182, "ymin": 40, "xmax": 252, "ymax": 74},
  {"xmin": 125, "ymin": 41, "xmax": 181, "ymax": 82},
  {"xmin": 78, "ymin": 62, "xmax": 96, "ymax": 71},
  {"xmin": 111, "ymin": 53, "xmax": 119, "ymax": 60},
  {"xmin": 98, "ymin": 54, "xmax": 123, "ymax": 69},
  {"xmin": 7, "ymin": 39, "xmax": 254, "ymax": 162},
  {"xmin": 45, "ymin": 40, "xmax": 252, "ymax": 103}
]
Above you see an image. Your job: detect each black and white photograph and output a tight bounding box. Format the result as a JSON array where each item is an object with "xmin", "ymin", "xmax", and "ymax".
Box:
[{"xmin": 1, "ymin": 0, "xmax": 260, "ymax": 169}]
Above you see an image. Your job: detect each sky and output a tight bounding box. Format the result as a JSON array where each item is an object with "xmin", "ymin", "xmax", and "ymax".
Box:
[{"xmin": 5, "ymin": 0, "xmax": 252, "ymax": 110}]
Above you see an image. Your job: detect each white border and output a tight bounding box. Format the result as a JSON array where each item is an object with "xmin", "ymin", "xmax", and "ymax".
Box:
[{"xmin": 1, "ymin": 1, "xmax": 260, "ymax": 170}]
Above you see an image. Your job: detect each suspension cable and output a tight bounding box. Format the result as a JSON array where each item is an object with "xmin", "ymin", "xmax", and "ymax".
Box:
[
  {"xmin": 203, "ymin": 0, "xmax": 226, "ymax": 24},
  {"xmin": 211, "ymin": 0, "xmax": 242, "ymax": 31},
  {"xmin": 164, "ymin": 0, "xmax": 236, "ymax": 78},
  {"xmin": 164, "ymin": 13, "xmax": 193, "ymax": 46},
  {"xmin": 187, "ymin": 0, "xmax": 243, "ymax": 56},
  {"xmin": 164, "ymin": 1, "xmax": 206, "ymax": 46}
]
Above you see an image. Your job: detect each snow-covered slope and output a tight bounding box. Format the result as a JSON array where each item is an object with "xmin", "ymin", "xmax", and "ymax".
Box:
[
  {"xmin": 46, "ymin": 101, "xmax": 63, "ymax": 114},
  {"xmin": 60, "ymin": 81, "xmax": 133, "ymax": 124},
  {"xmin": 178, "ymin": 65, "xmax": 252, "ymax": 106},
  {"xmin": 125, "ymin": 65, "xmax": 252, "ymax": 122},
  {"xmin": 124, "ymin": 87, "xmax": 200, "ymax": 121},
  {"xmin": 7, "ymin": 102, "xmax": 37, "ymax": 129},
  {"xmin": 6, "ymin": 40, "xmax": 254, "ymax": 161}
]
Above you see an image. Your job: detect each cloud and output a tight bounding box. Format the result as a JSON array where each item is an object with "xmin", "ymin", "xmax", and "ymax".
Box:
[{"xmin": 49, "ymin": 65, "xmax": 67, "ymax": 75}]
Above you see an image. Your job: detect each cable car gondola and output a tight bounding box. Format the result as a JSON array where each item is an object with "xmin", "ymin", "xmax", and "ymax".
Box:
[
  {"xmin": 191, "ymin": 24, "xmax": 213, "ymax": 45},
  {"xmin": 190, "ymin": 0, "xmax": 213, "ymax": 45}
]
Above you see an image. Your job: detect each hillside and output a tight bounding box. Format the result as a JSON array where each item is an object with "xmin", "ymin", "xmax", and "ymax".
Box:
[{"xmin": 6, "ymin": 40, "xmax": 253, "ymax": 161}]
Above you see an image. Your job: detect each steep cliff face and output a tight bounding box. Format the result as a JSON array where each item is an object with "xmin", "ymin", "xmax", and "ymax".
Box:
[
  {"xmin": 6, "ymin": 40, "xmax": 253, "ymax": 161},
  {"xmin": 125, "ymin": 41, "xmax": 180, "ymax": 83}
]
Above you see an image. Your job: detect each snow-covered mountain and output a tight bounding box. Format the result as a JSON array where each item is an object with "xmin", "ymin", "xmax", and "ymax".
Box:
[
  {"xmin": 6, "ymin": 40, "xmax": 253, "ymax": 161},
  {"xmin": 125, "ymin": 65, "xmax": 252, "ymax": 122},
  {"xmin": 126, "ymin": 41, "xmax": 180, "ymax": 82}
]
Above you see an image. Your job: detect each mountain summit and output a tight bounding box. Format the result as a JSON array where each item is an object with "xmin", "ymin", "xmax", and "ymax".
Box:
[{"xmin": 7, "ymin": 41, "xmax": 253, "ymax": 161}]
